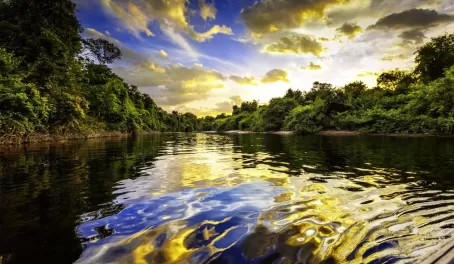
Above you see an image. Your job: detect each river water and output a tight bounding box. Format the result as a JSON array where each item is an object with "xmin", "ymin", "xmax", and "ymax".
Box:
[{"xmin": 1, "ymin": 133, "xmax": 454, "ymax": 263}]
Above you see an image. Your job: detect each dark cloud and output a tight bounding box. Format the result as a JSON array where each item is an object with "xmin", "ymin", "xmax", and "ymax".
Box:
[
  {"xmin": 301, "ymin": 62, "xmax": 322, "ymax": 70},
  {"xmin": 263, "ymin": 34, "xmax": 323, "ymax": 55},
  {"xmin": 336, "ymin": 23, "xmax": 363, "ymax": 39},
  {"xmin": 240, "ymin": 0, "xmax": 350, "ymax": 38},
  {"xmin": 381, "ymin": 54, "xmax": 411, "ymax": 61},
  {"xmin": 399, "ymin": 29, "xmax": 426, "ymax": 45},
  {"xmin": 368, "ymin": 9, "xmax": 454, "ymax": 30}
]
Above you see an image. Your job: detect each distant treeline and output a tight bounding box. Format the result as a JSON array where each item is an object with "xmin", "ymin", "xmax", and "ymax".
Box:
[
  {"xmin": 199, "ymin": 34, "xmax": 454, "ymax": 135},
  {"xmin": 1, "ymin": 1, "xmax": 454, "ymax": 144}
]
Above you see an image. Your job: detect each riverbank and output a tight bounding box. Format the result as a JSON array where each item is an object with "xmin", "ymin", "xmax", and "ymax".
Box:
[
  {"xmin": 0, "ymin": 129, "xmax": 443, "ymax": 145},
  {"xmin": 316, "ymin": 130, "xmax": 435, "ymax": 137},
  {"xmin": 210, "ymin": 130, "xmax": 436, "ymax": 137},
  {"xmin": 0, "ymin": 130, "xmax": 160, "ymax": 145}
]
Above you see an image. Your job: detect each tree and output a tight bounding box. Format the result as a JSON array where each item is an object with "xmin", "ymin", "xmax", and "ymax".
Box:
[
  {"xmin": 83, "ymin": 38, "xmax": 122, "ymax": 65},
  {"xmin": 0, "ymin": 48, "xmax": 49, "ymax": 136},
  {"xmin": 0, "ymin": 0, "xmax": 82, "ymax": 87},
  {"xmin": 377, "ymin": 70, "xmax": 417, "ymax": 93},
  {"xmin": 415, "ymin": 33, "xmax": 454, "ymax": 83},
  {"xmin": 261, "ymin": 98, "xmax": 298, "ymax": 131},
  {"xmin": 304, "ymin": 82, "xmax": 335, "ymax": 103},
  {"xmin": 343, "ymin": 81, "xmax": 367, "ymax": 97},
  {"xmin": 232, "ymin": 105, "xmax": 240, "ymax": 115},
  {"xmin": 240, "ymin": 100, "xmax": 258, "ymax": 113},
  {"xmin": 284, "ymin": 88, "xmax": 303, "ymax": 103}
]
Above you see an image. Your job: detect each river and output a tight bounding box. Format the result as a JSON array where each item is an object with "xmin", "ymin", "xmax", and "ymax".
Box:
[{"xmin": 1, "ymin": 133, "xmax": 454, "ymax": 263}]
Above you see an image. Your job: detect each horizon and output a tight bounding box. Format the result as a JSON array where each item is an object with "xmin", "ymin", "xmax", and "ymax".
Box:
[{"xmin": 74, "ymin": 0, "xmax": 454, "ymax": 116}]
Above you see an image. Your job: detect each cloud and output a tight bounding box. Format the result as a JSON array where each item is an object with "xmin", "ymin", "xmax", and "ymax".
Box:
[
  {"xmin": 399, "ymin": 29, "xmax": 426, "ymax": 46},
  {"xmin": 211, "ymin": 99, "xmax": 237, "ymax": 113},
  {"xmin": 199, "ymin": 0, "xmax": 216, "ymax": 21},
  {"xmin": 160, "ymin": 27, "xmax": 198, "ymax": 58},
  {"xmin": 174, "ymin": 96, "xmax": 243, "ymax": 116},
  {"xmin": 326, "ymin": 0, "xmax": 440, "ymax": 26},
  {"xmin": 301, "ymin": 62, "xmax": 322, "ymax": 70},
  {"xmin": 209, "ymin": 96, "xmax": 243, "ymax": 114},
  {"xmin": 141, "ymin": 62, "xmax": 166, "ymax": 73},
  {"xmin": 368, "ymin": 9, "xmax": 454, "ymax": 30},
  {"xmin": 229, "ymin": 75, "xmax": 259, "ymax": 85},
  {"xmin": 229, "ymin": 95, "xmax": 243, "ymax": 106},
  {"xmin": 261, "ymin": 69, "xmax": 290, "ymax": 83},
  {"xmin": 381, "ymin": 54, "xmax": 410, "ymax": 61},
  {"xmin": 240, "ymin": 0, "xmax": 350, "ymax": 38},
  {"xmin": 263, "ymin": 34, "xmax": 323, "ymax": 55},
  {"xmin": 84, "ymin": 29, "xmax": 228, "ymax": 106},
  {"xmin": 84, "ymin": 28, "xmax": 150, "ymax": 65},
  {"xmin": 117, "ymin": 64, "xmax": 227, "ymax": 106},
  {"xmin": 186, "ymin": 25, "xmax": 233, "ymax": 42},
  {"xmin": 335, "ymin": 23, "xmax": 363, "ymax": 39},
  {"xmin": 99, "ymin": 0, "xmax": 233, "ymax": 43},
  {"xmin": 100, "ymin": 0, "xmax": 154, "ymax": 38},
  {"xmin": 157, "ymin": 50, "xmax": 169, "ymax": 59}
]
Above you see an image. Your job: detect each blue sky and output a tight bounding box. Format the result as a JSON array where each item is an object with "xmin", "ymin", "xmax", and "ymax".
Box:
[{"xmin": 74, "ymin": 0, "xmax": 454, "ymax": 116}]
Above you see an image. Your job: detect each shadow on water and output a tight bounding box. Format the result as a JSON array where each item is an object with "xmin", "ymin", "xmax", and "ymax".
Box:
[{"xmin": 0, "ymin": 133, "xmax": 454, "ymax": 263}]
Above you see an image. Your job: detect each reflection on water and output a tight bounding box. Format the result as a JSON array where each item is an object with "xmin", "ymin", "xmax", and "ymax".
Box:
[{"xmin": 1, "ymin": 134, "xmax": 454, "ymax": 263}]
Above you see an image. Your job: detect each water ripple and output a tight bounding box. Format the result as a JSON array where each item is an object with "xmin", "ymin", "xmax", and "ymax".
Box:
[{"xmin": 2, "ymin": 133, "xmax": 454, "ymax": 263}]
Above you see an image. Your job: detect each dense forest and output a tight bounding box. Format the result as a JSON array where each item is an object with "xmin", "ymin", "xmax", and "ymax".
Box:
[
  {"xmin": 1, "ymin": 0, "xmax": 454, "ymax": 144},
  {"xmin": 0, "ymin": 0, "xmax": 199, "ymax": 144},
  {"xmin": 199, "ymin": 34, "xmax": 454, "ymax": 134},
  {"xmin": 200, "ymin": 34, "xmax": 454, "ymax": 134}
]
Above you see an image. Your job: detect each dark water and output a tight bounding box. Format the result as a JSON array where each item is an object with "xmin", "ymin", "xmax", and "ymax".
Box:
[{"xmin": 1, "ymin": 134, "xmax": 454, "ymax": 264}]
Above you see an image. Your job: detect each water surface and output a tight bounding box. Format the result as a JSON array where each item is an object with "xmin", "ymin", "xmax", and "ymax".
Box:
[{"xmin": 1, "ymin": 133, "xmax": 454, "ymax": 263}]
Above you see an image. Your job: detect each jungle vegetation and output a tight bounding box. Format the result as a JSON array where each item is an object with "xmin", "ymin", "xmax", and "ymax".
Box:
[
  {"xmin": 199, "ymin": 34, "xmax": 454, "ymax": 135},
  {"xmin": 1, "ymin": 0, "xmax": 454, "ymax": 143},
  {"xmin": 0, "ymin": 0, "xmax": 199, "ymax": 143}
]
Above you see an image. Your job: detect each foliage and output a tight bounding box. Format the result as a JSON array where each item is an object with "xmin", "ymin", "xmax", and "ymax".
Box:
[
  {"xmin": 0, "ymin": 48, "xmax": 49, "ymax": 137},
  {"xmin": 0, "ymin": 0, "xmax": 83, "ymax": 88},
  {"xmin": 415, "ymin": 34, "xmax": 454, "ymax": 83},
  {"xmin": 83, "ymin": 38, "xmax": 122, "ymax": 65},
  {"xmin": 0, "ymin": 0, "xmax": 204, "ymax": 142},
  {"xmin": 377, "ymin": 70, "xmax": 418, "ymax": 93},
  {"xmin": 261, "ymin": 98, "xmax": 298, "ymax": 131},
  {"xmin": 201, "ymin": 33, "xmax": 454, "ymax": 135}
]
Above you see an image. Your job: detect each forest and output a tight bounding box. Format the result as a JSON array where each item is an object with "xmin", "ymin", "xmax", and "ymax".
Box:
[
  {"xmin": 0, "ymin": 0, "xmax": 199, "ymax": 143},
  {"xmin": 1, "ymin": 0, "xmax": 454, "ymax": 144},
  {"xmin": 199, "ymin": 34, "xmax": 454, "ymax": 134}
]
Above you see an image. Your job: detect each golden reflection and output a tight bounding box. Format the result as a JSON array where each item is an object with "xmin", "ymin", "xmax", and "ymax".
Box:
[
  {"xmin": 77, "ymin": 135, "xmax": 452, "ymax": 264},
  {"xmin": 85, "ymin": 217, "xmax": 244, "ymax": 264},
  {"xmin": 274, "ymin": 192, "xmax": 294, "ymax": 203}
]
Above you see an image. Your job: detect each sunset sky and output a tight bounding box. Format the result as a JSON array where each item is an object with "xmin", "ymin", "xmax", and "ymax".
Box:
[{"xmin": 74, "ymin": 0, "xmax": 454, "ymax": 116}]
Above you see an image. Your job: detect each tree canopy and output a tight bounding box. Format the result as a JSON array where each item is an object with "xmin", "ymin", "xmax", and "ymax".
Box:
[
  {"xmin": 83, "ymin": 38, "xmax": 122, "ymax": 65},
  {"xmin": 200, "ymin": 34, "xmax": 454, "ymax": 135},
  {"xmin": 415, "ymin": 34, "xmax": 454, "ymax": 83}
]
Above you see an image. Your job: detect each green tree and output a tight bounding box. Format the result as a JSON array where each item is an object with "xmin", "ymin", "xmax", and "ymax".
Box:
[
  {"xmin": 261, "ymin": 98, "xmax": 298, "ymax": 131},
  {"xmin": 415, "ymin": 33, "xmax": 454, "ymax": 83},
  {"xmin": 83, "ymin": 38, "xmax": 122, "ymax": 65},
  {"xmin": 0, "ymin": 48, "xmax": 49, "ymax": 137},
  {"xmin": 0, "ymin": 0, "xmax": 82, "ymax": 88},
  {"xmin": 377, "ymin": 70, "xmax": 417, "ymax": 92}
]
